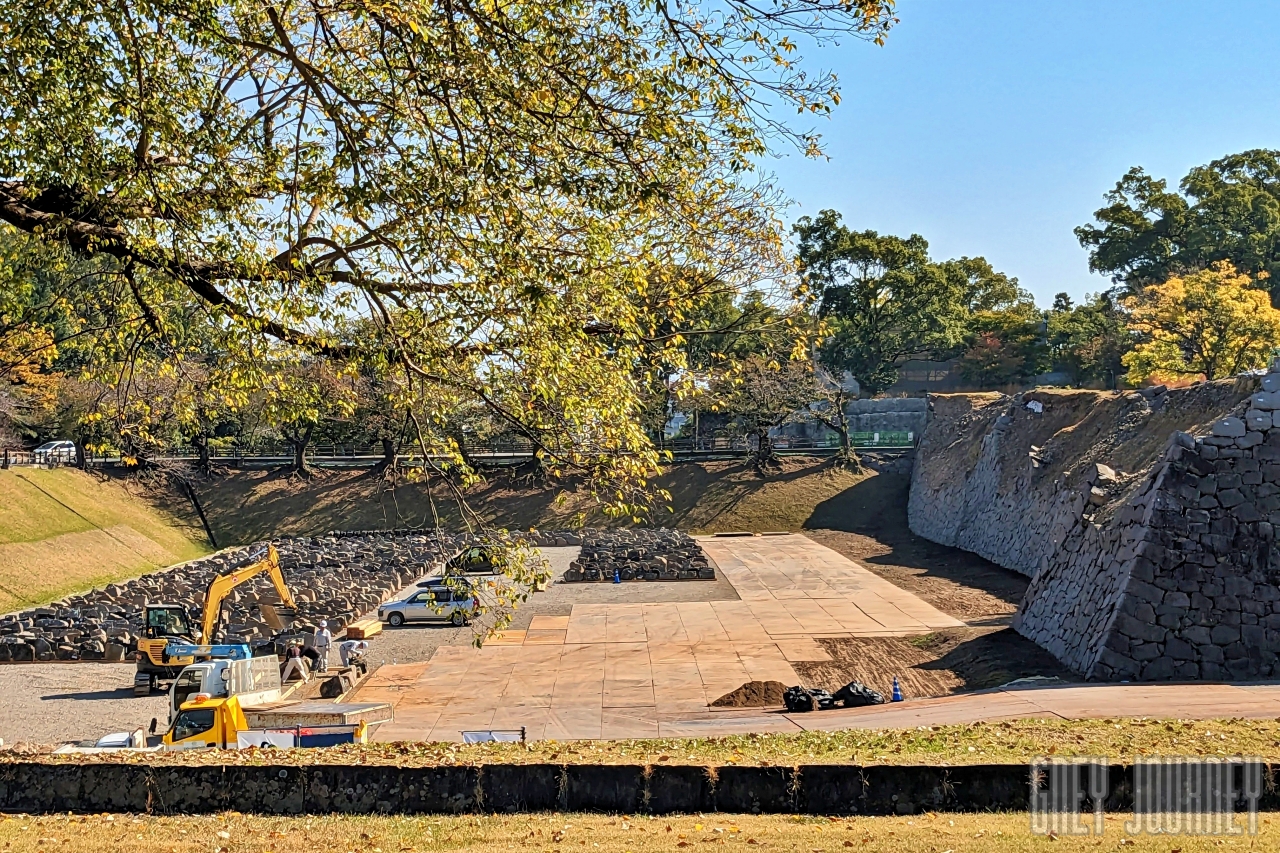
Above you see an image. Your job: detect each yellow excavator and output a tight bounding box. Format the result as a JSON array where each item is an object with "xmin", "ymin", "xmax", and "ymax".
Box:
[{"xmin": 134, "ymin": 545, "xmax": 299, "ymax": 695}]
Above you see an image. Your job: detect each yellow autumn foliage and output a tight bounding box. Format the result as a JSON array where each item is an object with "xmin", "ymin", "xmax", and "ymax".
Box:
[{"xmin": 1122, "ymin": 263, "xmax": 1280, "ymax": 383}]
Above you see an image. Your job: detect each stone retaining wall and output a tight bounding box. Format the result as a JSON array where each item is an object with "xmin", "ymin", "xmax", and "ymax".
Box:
[
  {"xmin": 845, "ymin": 396, "xmax": 928, "ymax": 436},
  {"xmin": 2, "ymin": 759, "xmax": 1267, "ymax": 815},
  {"xmin": 909, "ymin": 382, "xmax": 1256, "ymax": 577},
  {"xmin": 907, "ymin": 377, "xmax": 1280, "ymax": 681},
  {"xmin": 1016, "ymin": 374, "xmax": 1280, "ymax": 680}
]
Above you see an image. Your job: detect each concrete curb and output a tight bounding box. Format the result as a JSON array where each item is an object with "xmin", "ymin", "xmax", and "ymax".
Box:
[{"xmin": 0, "ymin": 761, "xmax": 1274, "ymax": 815}]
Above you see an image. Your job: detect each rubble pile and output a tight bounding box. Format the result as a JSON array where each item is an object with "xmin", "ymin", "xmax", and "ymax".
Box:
[
  {"xmin": 563, "ymin": 529, "xmax": 714, "ymax": 582},
  {"xmin": 0, "ymin": 533, "xmax": 467, "ymax": 663}
]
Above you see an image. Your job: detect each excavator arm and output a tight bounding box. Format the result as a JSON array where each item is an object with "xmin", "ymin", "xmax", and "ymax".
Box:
[{"xmin": 200, "ymin": 545, "xmax": 298, "ymax": 643}]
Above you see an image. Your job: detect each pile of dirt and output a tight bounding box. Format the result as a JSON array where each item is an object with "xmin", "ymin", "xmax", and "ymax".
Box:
[
  {"xmin": 712, "ymin": 680, "xmax": 788, "ymax": 707},
  {"xmin": 792, "ymin": 628, "xmax": 1075, "ymax": 700}
]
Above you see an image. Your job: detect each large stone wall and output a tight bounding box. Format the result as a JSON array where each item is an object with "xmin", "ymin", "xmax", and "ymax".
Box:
[
  {"xmin": 906, "ymin": 378, "xmax": 1280, "ymax": 681},
  {"xmin": 1017, "ymin": 385, "xmax": 1280, "ymax": 681},
  {"xmin": 908, "ymin": 382, "xmax": 1255, "ymax": 577}
]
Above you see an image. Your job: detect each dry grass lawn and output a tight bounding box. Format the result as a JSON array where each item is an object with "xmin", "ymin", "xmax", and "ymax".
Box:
[
  {"xmin": 0, "ymin": 469, "xmax": 208, "ymax": 610},
  {"xmin": 24, "ymin": 717, "xmax": 1280, "ymax": 768},
  {"xmin": 0, "ymin": 811, "xmax": 1273, "ymax": 852}
]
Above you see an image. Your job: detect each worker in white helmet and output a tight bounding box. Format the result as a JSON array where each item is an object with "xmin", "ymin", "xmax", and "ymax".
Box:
[{"xmin": 314, "ymin": 620, "xmax": 333, "ymax": 673}]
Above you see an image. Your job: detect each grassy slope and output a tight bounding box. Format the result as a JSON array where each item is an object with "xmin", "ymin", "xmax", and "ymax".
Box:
[
  {"xmin": 36, "ymin": 717, "xmax": 1277, "ymax": 768},
  {"xmin": 196, "ymin": 456, "xmax": 869, "ymax": 545},
  {"xmin": 0, "ymin": 469, "xmax": 208, "ymax": 612}
]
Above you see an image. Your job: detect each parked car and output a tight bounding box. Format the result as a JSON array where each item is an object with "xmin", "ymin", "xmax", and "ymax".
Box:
[
  {"xmin": 33, "ymin": 440, "xmax": 77, "ymax": 465},
  {"xmin": 434, "ymin": 544, "xmax": 550, "ymax": 585},
  {"xmin": 379, "ymin": 582, "xmax": 477, "ymax": 627}
]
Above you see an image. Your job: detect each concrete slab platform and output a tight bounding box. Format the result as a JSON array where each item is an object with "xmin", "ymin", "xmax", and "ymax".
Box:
[{"xmin": 362, "ymin": 532, "xmax": 975, "ymax": 742}]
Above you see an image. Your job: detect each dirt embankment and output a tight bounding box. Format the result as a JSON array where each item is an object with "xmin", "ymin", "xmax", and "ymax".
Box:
[
  {"xmin": 0, "ymin": 469, "xmax": 208, "ymax": 612},
  {"xmin": 195, "ymin": 456, "xmax": 870, "ymax": 545},
  {"xmin": 796, "ymin": 470, "xmax": 1065, "ymax": 697},
  {"xmin": 793, "ymin": 629, "xmax": 1074, "ymax": 700},
  {"xmin": 802, "ymin": 471, "xmax": 1025, "ymax": 624}
]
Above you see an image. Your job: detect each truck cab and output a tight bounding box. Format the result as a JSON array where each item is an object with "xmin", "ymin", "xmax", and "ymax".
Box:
[
  {"xmin": 162, "ymin": 693, "xmax": 387, "ymax": 750},
  {"xmin": 166, "ymin": 654, "xmax": 283, "ymax": 726},
  {"xmin": 164, "ymin": 695, "xmax": 247, "ymax": 749}
]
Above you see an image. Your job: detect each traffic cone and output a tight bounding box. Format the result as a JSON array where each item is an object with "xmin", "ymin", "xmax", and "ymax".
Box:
[
  {"xmin": 891, "ymin": 676, "xmax": 903, "ymax": 702},
  {"xmin": 613, "ymin": 567, "xmax": 622, "ymax": 584}
]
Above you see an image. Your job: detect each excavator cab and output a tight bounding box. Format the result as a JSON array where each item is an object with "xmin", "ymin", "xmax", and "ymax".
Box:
[
  {"xmin": 135, "ymin": 604, "xmax": 199, "ymax": 695},
  {"xmin": 144, "ymin": 605, "xmax": 196, "ymax": 640}
]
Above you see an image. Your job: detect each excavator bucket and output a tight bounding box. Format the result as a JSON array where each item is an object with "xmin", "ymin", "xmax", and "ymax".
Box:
[{"xmin": 260, "ymin": 604, "xmax": 297, "ymax": 632}]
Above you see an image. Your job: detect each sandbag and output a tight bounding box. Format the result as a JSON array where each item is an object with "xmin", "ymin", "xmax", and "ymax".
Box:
[
  {"xmin": 783, "ymin": 686, "xmax": 836, "ymax": 712},
  {"xmin": 833, "ymin": 680, "xmax": 886, "ymax": 707}
]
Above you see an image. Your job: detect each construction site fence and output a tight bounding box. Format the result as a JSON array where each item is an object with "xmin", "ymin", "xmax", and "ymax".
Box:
[{"xmin": 2, "ymin": 759, "xmax": 1264, "ymax": 815}]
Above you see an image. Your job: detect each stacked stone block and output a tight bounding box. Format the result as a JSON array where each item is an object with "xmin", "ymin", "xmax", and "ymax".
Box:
[
  {"xmin": 563, "ymin": 529, "xmax": 714, "ymax": 582},
  {"xmin": 0, "ymin": 533, "xmax": 466, "ymax": 662}
]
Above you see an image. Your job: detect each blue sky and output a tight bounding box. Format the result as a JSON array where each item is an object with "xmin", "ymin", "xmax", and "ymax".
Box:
[{"xmin": 771, "ymin": 0, "xmax": 1280, "ymax": 305}]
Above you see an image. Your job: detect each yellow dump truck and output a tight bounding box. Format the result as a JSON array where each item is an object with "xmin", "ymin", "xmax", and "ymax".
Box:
[{"xmin": 162, "ymin": 693, "xmax": 392, "ymax": 750}]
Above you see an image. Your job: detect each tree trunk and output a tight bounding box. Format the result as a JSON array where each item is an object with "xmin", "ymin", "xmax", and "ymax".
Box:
[
  {"xmin": 750, "ymin": 427, "xmax": 780, "ymax": 476},
  {"xmin": 443, "ymin": 424, "xmax": 479, "ymax": 474},
  {"xmin": 285, "ymin": 424, "xmax": 315, "ymax": 475},
  {"xmin": 179, "ymin": 478, "xmax": 219, "ymax": 549},
  {"xmin": 368, "ymin": 436, "xmax": 399, "ymax": 479},
  {"xmin": 191, "ymin": 434, "xmax": 212, "ymax": 478}
]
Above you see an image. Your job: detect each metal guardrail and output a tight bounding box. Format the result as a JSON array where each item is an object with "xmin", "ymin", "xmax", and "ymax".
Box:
[
  {"xmin": 1, "ymin": 449, "xmax": 76, "ymax": 470},
  {"xmin": 143, "ymin": 432, "xmax": 914, "ymax": 460},
  {"xmin": 5, "ymin": 433, "xmax": 915, "ymax": 472}
]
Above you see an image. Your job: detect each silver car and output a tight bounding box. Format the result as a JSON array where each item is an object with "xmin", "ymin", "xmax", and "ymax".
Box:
[
  {"xmin": 378, "ymin": 583, "xmax": 476, "ymax": 627},
  {"xmin": 33, "ymin": 440, "xmax": 77, "ymax": 465}
]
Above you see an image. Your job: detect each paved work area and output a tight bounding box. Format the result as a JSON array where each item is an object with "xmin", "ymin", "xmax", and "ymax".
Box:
[
  {"xmin": 0, "ymin": 664, "xmax": 167, "ymax": 745},
  {"xmin": 363, "ymin": 679, "xmax": 1280, "ymax": 740},
  {"xmin": 0, "ymin": 545, "xmax": 739, "ymax": 745},
  {"xmin": 361, "ymin": 534, "xmax": 965, "ymax": 741},
  {"xmin": 356, "ymin": 546, "xmax": 740, "ymax": 668},
  {"xmin": 698, "ymin": 535, "xmax": 964, "ymax": 632}
]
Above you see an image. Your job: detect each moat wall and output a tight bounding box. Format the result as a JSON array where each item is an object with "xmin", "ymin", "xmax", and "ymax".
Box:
[{"xmin": 907, "ymin": 378, "xmax": 1280, "ymax": 680}]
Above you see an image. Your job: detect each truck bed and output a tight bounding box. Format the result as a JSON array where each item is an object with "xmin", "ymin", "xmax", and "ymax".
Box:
[{"xmin": 242, "ymin": 701, "xmax": 393, "ymax": 728}]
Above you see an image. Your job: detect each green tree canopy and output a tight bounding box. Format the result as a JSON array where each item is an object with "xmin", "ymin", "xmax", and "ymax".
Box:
[
  {"xmin": 956, "ymin": 302, "xmax": 1047, "ymax": 390},
  {"xmin": 1075, "ymin": 149, "xmax": 1280, "ymax": 302},
  {"xmin": 794, "ymin": 209, "xmax": 1027, "ymax": 395},
  {"xmin": 0, "ymin": 0, "xmax": 896, "ymax": 514},
  {"xmin": 1046, "ymin": 292, "xmax": 1132, "ymax": 388}
]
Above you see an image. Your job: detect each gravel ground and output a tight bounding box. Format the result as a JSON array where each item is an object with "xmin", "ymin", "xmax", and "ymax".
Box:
[
  {"xmin": 352, "ymin": 546, "xmax": 739, "ymax": 669},
  {"xmin": 0, "ymin": 664, "xmax": 167, "ymax": 746}
]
